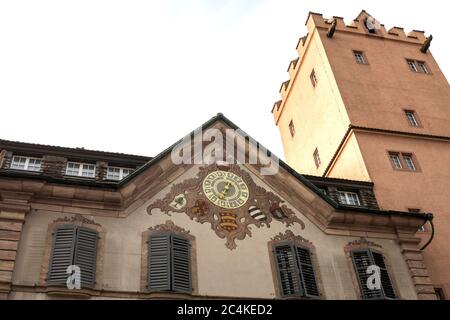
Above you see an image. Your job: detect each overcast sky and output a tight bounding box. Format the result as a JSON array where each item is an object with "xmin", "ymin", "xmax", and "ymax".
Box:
[{"xmin": 1, "ymin": 0, "xmax": 448, "ymax": 160}]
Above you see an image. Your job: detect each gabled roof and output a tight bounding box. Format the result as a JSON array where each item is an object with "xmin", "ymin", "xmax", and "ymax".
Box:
[{"xmin": 118, "ymin": 113, "xmax": 430, "ymax": 221}]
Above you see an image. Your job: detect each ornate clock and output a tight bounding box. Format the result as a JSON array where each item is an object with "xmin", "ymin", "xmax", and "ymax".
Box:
[{"xmin": 202, "ymin": 171, "xmax": 250, "ymax": 209}]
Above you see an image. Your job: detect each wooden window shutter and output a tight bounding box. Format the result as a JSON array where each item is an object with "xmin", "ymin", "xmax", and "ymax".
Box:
[
  {"xmin": 371, "ymin": 251, "xmax": 396, "ymax": 299},
  {"xmin": 274, "ymin": 244, "xmax": 303, "ymax": 297},
  {"xmin": 48, "ymin": 226, "xmax": 77, "ymax": 285},
  {"xmin": 48, "ymin": 225, "xmax": 98, "ymax": 288},
  {"xmin": 295, "ymin": 246, "xmax": 320, "ymax": 298},
  {"xmin": 351, "ymin": 249, "xmax": 396, "ymax": 300},
  {"xmin": 148, "ymin": 234, "xmax": 172, "ymax": 291},
  {"xmin": 171, "ymin": 235, "xmax": 192, "ymax": 293},
  {"xmin": 74, "ymin": 227, "xmax": 99, "ymax": 288}
]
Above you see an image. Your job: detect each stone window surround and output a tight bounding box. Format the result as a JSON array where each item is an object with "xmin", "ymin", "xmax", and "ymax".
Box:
[
  {"xmin": 267, "ymin": 230, "xmax": 326, "ymax": 300},
  {"xmin": 39, "ymin": 214, "xmax": 105, "ymax": 298},
  {"xmin": 386, "ymin": 150, "xmax": 421, "ymax": 173},
  {"xmin": 344, "ymin": 238, "xmax": 401, "ymax": 300},
  {"xmin": 140, "ymin": 220, "xmax": 199, "ymax": 296}
]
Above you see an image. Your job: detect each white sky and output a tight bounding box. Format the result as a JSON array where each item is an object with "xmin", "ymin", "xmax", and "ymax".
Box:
[{"xmin": 1, "ymin": 0, "xmax": 448, "ymax": 160}]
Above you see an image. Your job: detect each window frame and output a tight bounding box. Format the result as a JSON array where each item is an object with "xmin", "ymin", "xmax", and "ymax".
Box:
[
  {"xmin": 65, "ymin": 161, "xmax": 96, "ymax": 178},
  {"xmin": 106, "ymin": 166, "xmax": 133, "ymax": 181},
  {"xmin": 353, "ymin": 51, "xmax": 368, "ymax": 65},
  {"xmin": 387, "ymin": 151, "xmax": 420, "ymax": 173},
  {"xmin": 142, "ymin": 223, "xmax": 197, "ymax": 295},
  {"xmin": 338, "ymin": 191, "xmax": 362, "ymax": 207},
  {"xmin": 10, "ymin": 155, "xmax": 43, "ymax": 172},
  {"xmin": 288, "ymin": 120, "xmax": 296, "ymax": 138},
  {"xmin": 388, "ymin": 152, "xmax": 403, "ymax": 170},
  {"xmin": 403, "ymin": 154, "xmax": 417, "ymax": 171},
  {"xmin": 406, "ymin": 59, "xmax": 431, "ymax": 74},
  {"xmin": 403, "ymin": 109, "xmax": 421, "ymax": 127},
  {"xmin": 272, "ymin": 240, "xmax": 321, "ymax": 299},
  {"xmin": 350, "ymin": 248, "xmax": 397, "ymax": 300}
]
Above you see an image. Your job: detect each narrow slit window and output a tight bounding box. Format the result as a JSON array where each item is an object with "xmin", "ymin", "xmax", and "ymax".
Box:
[
  {"xmin": 310, "ymin": 69, "xmax": 318, "ymax": 88},
  {"xmin": 313, "ymin": 148, "xmax": 321, "ymax": 169},
  {"xmin": 289, "ymin": 120, "xmax": 296, "ymax": 137}
]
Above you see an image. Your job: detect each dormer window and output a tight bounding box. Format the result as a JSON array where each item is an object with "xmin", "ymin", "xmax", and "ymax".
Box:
[
  {"xmin": 10, "ymin": 156, "xmax": 42, "ymax": 172},
  {"xmin": 338, "ymin": 191, "xmax": 361, "ymax": 206},
  {"xmin": 106, "ymin": 167, "xmax": 133, "ymax": 181},
  {"xmin": 66, "ymin": 162, "xmax": 96, "ymax": 178}
]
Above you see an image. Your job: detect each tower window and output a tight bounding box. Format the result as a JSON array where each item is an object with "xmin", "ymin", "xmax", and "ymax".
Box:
[
  {"xmin": 313, "ymin": 148, "xmax": 321, "ymax": 169},
  {"xmin": 289, "ymin": 120, "xmax": 296, "ymax": 137},
  {"xmin": 417, "ymin": 61, "xmax": 429, "ymax": 74},
  {"xmin": 406, "ymin": 59, "xmax": 430, "ymax": 74},
  {"xmin": 388, "ymin": 152, "xmax": 419, "ymax": 172},
  {"xmin": 407, "ymin": 59, "xmax": 419, "ymax": 72},
  {"xmin": 338, "ymin": 191, "xmax": 361, "ymax": 206},
  {"xmin": 403, "ymin": 154, "xmax": 416, "ymax": 171},
  {"xmin": 310, "ymin": 69, "xmax": 318, "ymax": 88},
  {"xmin": 389, "ymin": 153, "xmax": 403, "ymax": 169},
  {"xmin": 404, "ymin": 110, "xmax": 420, "ymax": 127},
  {"xmin": 353, "ymin": 51, "xmax": 367, "ymax": 64}
]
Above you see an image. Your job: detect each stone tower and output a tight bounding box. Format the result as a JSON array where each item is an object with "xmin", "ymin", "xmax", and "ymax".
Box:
[{"xmin": 272, "ymin": 10, "xmax": 450, "ymax": 298}]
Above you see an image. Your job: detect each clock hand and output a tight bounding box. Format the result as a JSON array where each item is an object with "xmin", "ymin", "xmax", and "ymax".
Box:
[{"xmin": 218, "ymin": 182, "xmax": 232, "ymax": 199}]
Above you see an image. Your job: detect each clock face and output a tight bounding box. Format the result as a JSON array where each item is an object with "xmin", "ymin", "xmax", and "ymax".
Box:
[{"xmin": 202, "ymin": 171, "xmax": 250, "ymax": 209}]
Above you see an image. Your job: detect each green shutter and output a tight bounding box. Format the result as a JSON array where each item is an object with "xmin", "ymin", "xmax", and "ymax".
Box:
[
  {"xmin": 74, "ymin": 227, "xmax": 98, "ymax": 288},
  {"xmin": 295, "ymin": 246, "xmax": 320, "ymax": 299},
  {"xmin": 371, "ymin": 251, "xmax": 396, "ymax": 299},
  {"xmin": 48, "ymin": 226, "xmax": 77, "ymax": 285},
  {"xmin": 171, "ymin": 235, "xmax": 192, "ymax": 293},
  {"xmin": 274, "ymin": 244, "xmax": 303, "ymax": 297},
  {"xmin": 148, "ymin": 234, "xmax": 171, "ymax": 291}
]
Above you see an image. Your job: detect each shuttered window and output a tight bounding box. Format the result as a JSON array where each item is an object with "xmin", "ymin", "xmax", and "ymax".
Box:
[
  {"xmin": 274, "ymin": 243, "xmax": 320, "ymax": 299},
  {"xmin": 148, "ymin": 233, "xmax": 192, "ymax": 293},
  {"xmin": 351, "ymin": 249, "xmax": 396, "ymax": 300},
  {"xmin": 48, "ymin": 225, "xmax": 98, "ymax": 288}
]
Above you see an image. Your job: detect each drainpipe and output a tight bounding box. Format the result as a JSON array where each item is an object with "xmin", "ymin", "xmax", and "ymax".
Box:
[{"xmin": 420, "ymin": 214, "xmax": 435, "ymax": 251}]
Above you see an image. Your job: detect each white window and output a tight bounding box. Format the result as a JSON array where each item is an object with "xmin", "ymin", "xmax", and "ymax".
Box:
[
  {"xmin": 407, "ymin": 60, "xmax": 418, "ymax": 72},
  {"xmin": 389, "ymin": 153, "xmax": 403, "ymax": 169},
  {"xmin": 10, "ymin": 156, "xmax": 42, "ymax": 172},
  {"xmin": 354, "ymin": 51, "xmax": 366, "ymax": 64},
  {"xmin": 338, "ymin": 191, "xmax": 361, "ymax": 206},
  {"xmin": 405, "ymin": 111, "xmax": 419, "ymax": 127},
  {"xmin": 417, "ymin": 62, "xmax": 429, "ymax": 74},
  {"xmin": 106, "ymin": 167, "xmax": 133, "ymax": 181},
  {"xmin": 403, "ymin": 155, "xmax": 416, "ymax": 171},
  {"xmin": 66, "ymin": 162, "xmax": 96, "ymax": 178}
]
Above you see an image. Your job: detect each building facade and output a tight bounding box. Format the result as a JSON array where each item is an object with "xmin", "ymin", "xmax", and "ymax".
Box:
[
  {"xmin": 0, "ymin": 115, "xmax": 435, "ymax": 299},
  {"xmin": 272, "ymin": 10, "xmax": 450, "ymax": 298}
]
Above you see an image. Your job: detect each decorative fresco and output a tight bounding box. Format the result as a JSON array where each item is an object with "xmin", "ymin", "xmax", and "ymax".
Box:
[{"xmin": 147, "ymin": 164, "xmax": 305, "ymax": 250}]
